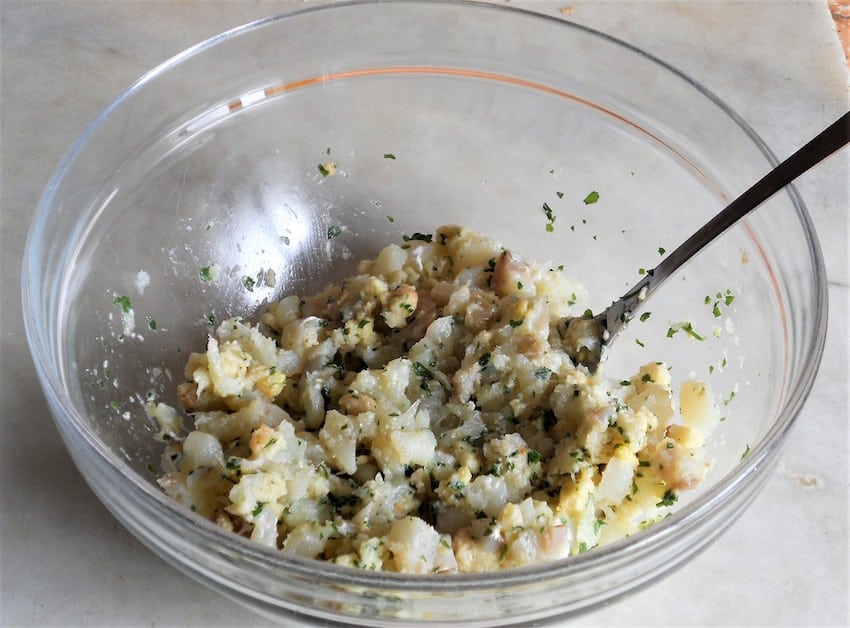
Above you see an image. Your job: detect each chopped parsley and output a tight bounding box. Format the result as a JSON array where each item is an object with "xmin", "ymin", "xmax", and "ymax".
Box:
[
  {"xmin": 658, "ymin": 246, "xmax": 666, "ymax": 255},
  {"xmin": 639, "ymin": 312, "xmax": 652, "ymax": 322},
  {"xmin": 741, "ymin": 444, "xmax": 750, "ymax": 459},
  {"xmin": 656, "ymin": 490, "xmax": 678, "ymax": 507},
  {"xmin": 317, "ymin": 162, "xmax": 337, "ymax": 177},
  {"xmin": 508, "ymin": 319, "xmax": 524, "ymax": 328},
  {"xmin": 413, "ymin": 361, "xmax": 434, "ymax": 380},
  {"xmin": 707, "ymin": 289, "xmax": 735, "ymax": 318},
  {"xmin": 327, "ymin": 225, "xmax": 343, "ymax": 239},
  {"xmin": 527, "ymin": 450, "xmax": 543, "ymax": 465},
  {"xmin": 243, "ymin": 276, "xmax": 255, "ymax": 292},
  {"xmin": 542, "ymin": 202, "xmax": 556, "ymax": 232},
  {"xmin": 113, "ymin": 295, "xmax": 132, "ymax": 313},
  {"xmin": 383, "ymin": 153, "xmax": 396, "ymax": 159},
  {"xmin": 478, "ymin": 353, "xmax": 491, "ymax": 369},
  {"xmin": 583, "ymin": 190, "xmax": 600, "ymax": 205},
  {"xmin": 402, "ymin": 232, "xmax": 433, "ymax": 243},
  {"xmin": 534, "ymin": 367, "xmax": 552, "ymax": 380},
  {"xmin": 681, "ymin": 322, "xmax": 704, "ymax": 341},
  {"xmin": 199, "ymin": 266, "xmax": 213, "ymax": 282},
  {"xmin": 252, "ymin": 502, "xmax": 266, "ymax": 517}
]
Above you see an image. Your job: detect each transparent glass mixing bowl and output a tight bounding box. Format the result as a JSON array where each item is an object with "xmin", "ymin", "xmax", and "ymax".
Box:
[{"xmin": 22, "ymin": 1, "xmax": 827, "ymax": 625}]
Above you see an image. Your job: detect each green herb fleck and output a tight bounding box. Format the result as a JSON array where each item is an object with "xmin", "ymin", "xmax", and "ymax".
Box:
[
  {"xmin": 199, "ymin": 266, "xmax": 213, "ymax": 282},
  {"xmin": 658, "ymin": 247, "xmax": 666, "ymax": 255},
  {"xmin": 681, "ymin": 322, "xmax": 705, "ymax": 341},
  {"xmin": 113, "ymin": 295, "xmax": 132, "ymax": 313},
  {"xmin": 508, "ymin": 319, "xmax": 524, "ymax": 328},
  {"xmin": 656, "ymin": 490, "xmax": 678, "ymax": 507},
  {"xmin": 252, "ymin": 502, "xmax": 266, "ymax": 517},
  {"xmin": 386, "ymin": 215, "xmax": 395, "ymax": 223},
  {"xmin": 146, "ymin": 315, "xmax": 157, "ymax": 330},
  {"xmin": 413, "ymin": 362, "xmax": 434, "ymax": 380},
  {"xmin": 639, "ymin": 312, "xmax": 651, "ymax": 322},
  {"xmin": 542, "ymin": 202, "xmax": 556, "ymax": 232},
  {"xmin": 243, "ymin": 276, "xmax": 255, "ymax": 292},
  {"xmin": 383, "ymin": 153, "xmax": 396, "ymax": 160},
  {"xmin": 317, "ymin": 162, "xmax": 336, "ymax": 177},
  {"xmin": 583, "ymin": 190, "xmax": 600, "ymax": 205},
  {"xmin": 534, "ymin": 367, "xmax": 552, "ymax": 381},
  {"xmin": 741, "ymin": 444, "xmax": 750, "ymax": 459},
  {"xmin": 402, "ymin": 232, "xmax": 433, "ymax": 243},
  {"xmin": 527, "ymin": 450, "xmax": 542, "ymax": 465},
  {"xmin": 327, "ymin": 225, "xmax": 343, "ymax": 239},
  {"xmin": 478, "ymin": 353, "xmax": 491, "ymax": 369}
]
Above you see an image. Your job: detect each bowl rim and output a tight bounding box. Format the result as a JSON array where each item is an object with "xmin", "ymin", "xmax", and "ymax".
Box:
[{"xmin": 22, "ymin": 0, "xmax": 829, "ymax": 596}]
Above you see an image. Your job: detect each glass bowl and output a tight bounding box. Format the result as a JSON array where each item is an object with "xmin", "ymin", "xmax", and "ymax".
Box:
[{"xmin": 22, "ymin": 1, "xmax": 826, "ymax": 625}]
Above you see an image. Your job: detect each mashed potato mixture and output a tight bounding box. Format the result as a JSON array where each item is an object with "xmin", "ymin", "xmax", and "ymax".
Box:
[{"xmin": 151, "ymin": 225, "xmax": 717, "ymax": 573}]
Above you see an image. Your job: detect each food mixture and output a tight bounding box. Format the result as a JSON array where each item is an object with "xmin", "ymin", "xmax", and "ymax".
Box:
[{"xmin": 150, "ymin": 224, "xmax": 718, "ymax": 573}]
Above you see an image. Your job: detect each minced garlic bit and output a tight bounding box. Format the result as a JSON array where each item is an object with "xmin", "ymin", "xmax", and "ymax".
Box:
[{"xmin": 157, "ymin": 225, "xmax": 718, "ymax": 573}]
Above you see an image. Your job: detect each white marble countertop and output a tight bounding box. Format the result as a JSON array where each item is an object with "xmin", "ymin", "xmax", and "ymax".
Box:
[{"xmin": 1, "ymin": 1, "xmax": 848, "ymax": 625}]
